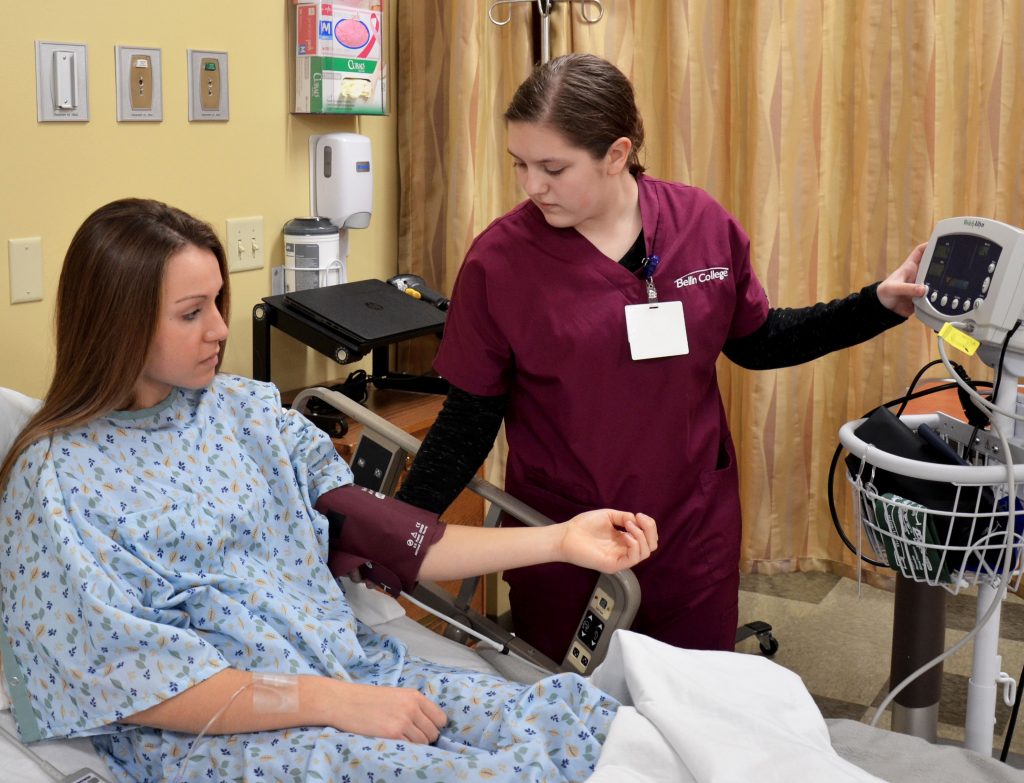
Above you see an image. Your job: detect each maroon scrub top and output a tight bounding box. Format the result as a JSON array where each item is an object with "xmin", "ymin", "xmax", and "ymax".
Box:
[{"xmin": 434, "ymin": 176, "xmax": 770, "ymax": 656}]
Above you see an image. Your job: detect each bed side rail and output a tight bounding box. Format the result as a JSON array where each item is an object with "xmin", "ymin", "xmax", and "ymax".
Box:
[{"xmin": 291, "ymin": 387, "xmax": 641, "ymax": 675}]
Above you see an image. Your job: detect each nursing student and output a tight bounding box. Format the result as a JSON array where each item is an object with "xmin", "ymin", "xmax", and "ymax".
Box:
[
  {"xmin": 0, "ymin": 198, "xmax": 658, "ymax": 782},
  {"xmin": 396, "ymin": 53, "xmax": 927, "ymax": 663}
]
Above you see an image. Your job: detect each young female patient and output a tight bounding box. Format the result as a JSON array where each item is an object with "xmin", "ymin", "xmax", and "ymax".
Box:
[{"xmin": 0, "ymin": 198, "xmax": 657, "ymax": 782}]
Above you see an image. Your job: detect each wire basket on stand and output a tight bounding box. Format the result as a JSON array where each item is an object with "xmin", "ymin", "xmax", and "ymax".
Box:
[
  {"xmin": 839, "ymin": 409, "xmax": 1024, "ymax": 755},
  {"xmin": 840, "ymin": 411, "xmax": 1024, "ymax": 592}
]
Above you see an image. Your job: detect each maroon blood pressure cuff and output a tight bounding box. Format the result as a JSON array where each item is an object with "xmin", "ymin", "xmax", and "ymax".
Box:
[{"xmin": 315, "ymin": 485, "xmax": 447, "ymax": 595}]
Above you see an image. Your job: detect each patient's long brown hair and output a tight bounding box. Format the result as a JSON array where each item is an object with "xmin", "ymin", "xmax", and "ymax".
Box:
[{"xmin": 0, "ymin": 198, "xmax": 230, "ymax": 495}]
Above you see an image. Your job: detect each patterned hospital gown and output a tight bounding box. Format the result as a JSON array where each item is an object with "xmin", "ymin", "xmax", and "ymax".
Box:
[{"xmin": 0, "ymin": 375, "xmax": 616, "ymax": 782}]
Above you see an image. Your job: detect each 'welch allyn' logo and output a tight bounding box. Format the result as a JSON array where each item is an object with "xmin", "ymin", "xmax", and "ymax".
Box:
[{"xmin": 675, "ymin": 267, "xmax": 730, "ymax": 288}]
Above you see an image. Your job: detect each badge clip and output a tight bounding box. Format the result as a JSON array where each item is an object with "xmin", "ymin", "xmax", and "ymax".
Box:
[{"xmin": 643, "ymin": 255, "xmax": 660, "ymax": 303}]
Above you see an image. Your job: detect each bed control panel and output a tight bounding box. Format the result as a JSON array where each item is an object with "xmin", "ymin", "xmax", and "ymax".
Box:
[
  {"xmin": 350, "ymin": 433, "xmax": 407, "ymax": 496},
  {"xmin": 563, "ymin": 583, "xmax": 623, "ymax": 674}
]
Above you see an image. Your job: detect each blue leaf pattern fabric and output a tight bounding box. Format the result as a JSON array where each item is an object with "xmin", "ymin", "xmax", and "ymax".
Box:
[{"xmin": 0, "ymin": 375, "xmax": 615, "ymax": 782}]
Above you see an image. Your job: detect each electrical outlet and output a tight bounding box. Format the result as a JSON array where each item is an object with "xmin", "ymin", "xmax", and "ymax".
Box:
[
  {"xmin": 227, "ymin": 217, "xmax": 264, "ymax": 272},
  {"xmin": 115, "ymin": 46, "xmax": 162, "ymax": 121}
]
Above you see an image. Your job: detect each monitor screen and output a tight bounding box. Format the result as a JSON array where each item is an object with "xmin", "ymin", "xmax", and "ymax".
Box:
[{"xmin": 924, "ymin": 233, "xmax": 1002, "ymax": 294}]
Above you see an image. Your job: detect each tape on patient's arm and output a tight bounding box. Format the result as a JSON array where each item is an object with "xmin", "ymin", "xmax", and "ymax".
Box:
[
  {"xmin": 0, "ymin": 622, "xmax": 42, "ymax": 742},
  {"xmin": 315, "ymin": 485, "xmax": 447, "ymax": 595},
  {"xmin": 252, "ymin": 673, "xmax": 300, "ymax": 714}
]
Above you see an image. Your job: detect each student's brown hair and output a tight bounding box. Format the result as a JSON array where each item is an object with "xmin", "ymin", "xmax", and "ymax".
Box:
[
  {"xmin": 505, "ymin": 53, "xmax": 646, "ymax": 176},
  {"xmin": 0, "ymin": 198, "xmax": 230, "ymax": 494}
]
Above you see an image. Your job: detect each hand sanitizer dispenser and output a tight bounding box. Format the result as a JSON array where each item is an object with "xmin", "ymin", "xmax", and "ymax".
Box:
[
  {"xmin": 309, "ymin": 132, "xmax": 372, "ymax": 228},
  {"xmin": 277, "ymin": 132, "xmax": 372, "ymax": 293}
]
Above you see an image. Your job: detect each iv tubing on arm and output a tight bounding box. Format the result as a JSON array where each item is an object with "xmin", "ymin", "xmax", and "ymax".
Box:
[{"xmin": 124, "ymin": 668, "xmax": 449, "ymax": 744}]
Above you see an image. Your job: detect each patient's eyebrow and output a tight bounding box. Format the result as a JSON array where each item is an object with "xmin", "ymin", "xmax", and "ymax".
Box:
[{"xmin": 174, "ymin": 293, "xmax": 211, "ymax": 305}]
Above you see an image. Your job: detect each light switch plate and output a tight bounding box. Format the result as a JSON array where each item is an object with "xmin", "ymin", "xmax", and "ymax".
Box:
[
  {"xmin": 9, "ymin": 238, "xmax": 43, "ymax": 304},
  {"xmin": 115, "ymin": 46, "xmax": 163, "ymax": 121},
  {"xmin": 35, "ymin": 41, "xmax": 89, "ymax": 122},
  {"xmin": 226, "ymin": 217, "xmax": 264, "ymax": 272},
  {"xmin": 187, "ymin": 50, "xmax": 229, "ymax": 121}
]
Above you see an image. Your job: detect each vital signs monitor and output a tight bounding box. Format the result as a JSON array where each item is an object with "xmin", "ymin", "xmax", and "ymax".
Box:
[{"xmin": 914, "ymin": 216, "xmax": 1024, "ymax": 369}]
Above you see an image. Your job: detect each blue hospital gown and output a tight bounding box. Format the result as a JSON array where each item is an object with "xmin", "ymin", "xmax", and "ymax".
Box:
[{"xmin": 0, "ymin": 375, "xmax": 615, "ymax": 782}]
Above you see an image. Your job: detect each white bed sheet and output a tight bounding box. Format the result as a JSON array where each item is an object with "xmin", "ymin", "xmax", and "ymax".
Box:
[
  {"xmin": 588, "ymin": 632, "xmax": 885, "ymax": 783},
  {"xmin": 587, "ymin": 631, "xmax": 1024, "ymax": 783}
]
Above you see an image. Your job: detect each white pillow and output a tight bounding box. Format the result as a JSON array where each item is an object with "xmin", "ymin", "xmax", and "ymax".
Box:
[
  {"xmin": 0, "ymin": 388, "xmax": 41, "ymax": 712},
  {"xmin": 0, "ymin": 388, "xmax": 41, "ymax": 461}
]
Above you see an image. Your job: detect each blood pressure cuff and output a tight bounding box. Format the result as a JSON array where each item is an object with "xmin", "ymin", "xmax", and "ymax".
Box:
[
  {"xmin": 315, "ymin": 485, "xmax": 447, "ymax": 595},
  {"xmin": 845, "ymin": 406, "xmax": 1001, "ymax": 572}
]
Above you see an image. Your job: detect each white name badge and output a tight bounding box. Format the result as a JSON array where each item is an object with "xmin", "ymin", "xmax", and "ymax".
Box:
[{"xmin": 624, "ymin": 300, "xmax": 689, "ymax": 360}]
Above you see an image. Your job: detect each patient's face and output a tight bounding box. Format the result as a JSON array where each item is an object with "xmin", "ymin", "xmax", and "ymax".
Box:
[{"xmin": 131, "ymin": 245, "xmax": 228, "ymax": 410}]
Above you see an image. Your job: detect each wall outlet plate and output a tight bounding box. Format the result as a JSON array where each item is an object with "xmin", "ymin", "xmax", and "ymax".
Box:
[
  {"xmin": 115, "ymin": 46, "xmax": 163, "ymax": 121},
  {"xmin": 8, "ymin": 237, "xmax": 43, "ymax": 304},
  {"xmin": 188, "ymin": 50, "xmax": 229, "ymax": 121},
  {"xmin": 227, "ymin": 217, "xmax": 264, "ymax": 272},
  {"xmin": 35, "ymin": 41, "xmax": 89, "ymax": 122}
]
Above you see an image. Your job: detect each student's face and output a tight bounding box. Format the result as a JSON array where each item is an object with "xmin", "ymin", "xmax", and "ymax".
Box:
[
  {"xmin": 507, "ymin": 121, "xmax": 620, "ymax": 231},
  {"xmin": 132, "ymin": 244, "xmax": 228, "ymax": 410}
]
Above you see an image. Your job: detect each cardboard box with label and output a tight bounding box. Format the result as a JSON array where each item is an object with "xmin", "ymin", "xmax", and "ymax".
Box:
[{"xmin": 295, "ymin": 2, "xmax": 387, "ymax": 115}]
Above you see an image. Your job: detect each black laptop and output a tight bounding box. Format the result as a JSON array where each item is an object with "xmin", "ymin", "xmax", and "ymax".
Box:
[{"xmin": 283, "ymin": 279, "xmax": 446, "ymax": 348}]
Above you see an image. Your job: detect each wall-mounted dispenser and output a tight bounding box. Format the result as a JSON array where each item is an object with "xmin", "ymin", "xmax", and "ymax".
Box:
[
  {"xmin": 309, "ymin": 132, "xmax": 372, "ymax": 228},
  {"xmin": 276, "ymin": 133, "xmax": 372, "ymax": 294}
]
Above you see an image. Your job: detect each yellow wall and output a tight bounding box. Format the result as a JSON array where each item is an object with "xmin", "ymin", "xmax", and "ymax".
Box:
[{"xmin": 0, "ymin": 1, "xmax": 398, "ymax": 399}]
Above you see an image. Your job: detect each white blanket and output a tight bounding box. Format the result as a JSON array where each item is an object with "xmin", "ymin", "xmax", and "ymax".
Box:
[{"xmin": 588, "ymin": 631, "xmax": 886, "ymax": 783}]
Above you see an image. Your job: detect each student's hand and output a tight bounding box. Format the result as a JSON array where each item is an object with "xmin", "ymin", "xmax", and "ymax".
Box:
[
  {"xmin": 332, "ymin": 682, "xmax": 447, "ymax": 743},
  {"xmin": 877, "ymin": 242, "xmax": 928, "ymax": 316},
  {"xmin": 558, "ymin": 509, "xmax": 657, "ymax": 572}
]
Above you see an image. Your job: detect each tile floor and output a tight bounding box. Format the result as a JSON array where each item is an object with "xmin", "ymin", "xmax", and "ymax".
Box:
[{"xmin": 736, "ymin": 571, "xmax": 1024, "ymax": 766}]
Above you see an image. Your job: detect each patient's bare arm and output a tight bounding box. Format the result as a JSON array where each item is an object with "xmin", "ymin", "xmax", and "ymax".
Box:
[
  {"xmin": 318, "ymin": 485, "xmax": 657, "ymax": 586},
  {"xmin": 418, "ymin": 508, "xmax": 657, "ymax": 581},
  {"xmin": 123, "ymin": 667, "xmax": 447, "ymax": 744}
]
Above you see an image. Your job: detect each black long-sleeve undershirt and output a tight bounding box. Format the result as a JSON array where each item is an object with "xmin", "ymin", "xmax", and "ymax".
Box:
[
  {"xmin": 395, "ymin": 283, "xmax": 907, "ymax": 514},
  {"xmin": 722, "ymin": 282, "xmax": 906, "ymax": 368},
  {"xmin": 395, "ymin": 387, "xmax": 508, "ymax": 514}
]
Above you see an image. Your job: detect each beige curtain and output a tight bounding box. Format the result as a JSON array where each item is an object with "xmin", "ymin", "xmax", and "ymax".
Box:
[
  {"xmin": 397, "ymin": 0, "xmax": 1024, "ymax": 583},
  {"xmin": 394, "ymin": 0, "xmax": 533, "ymax": 374}
]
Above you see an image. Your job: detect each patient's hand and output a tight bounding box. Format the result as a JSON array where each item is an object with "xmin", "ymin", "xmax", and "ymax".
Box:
[
  {"xmin": 559, "ymin": 510, "xmax": 657, "ymax": 572},
  {"xmin": 332, "ymin": 682, "xmax": 447, "ymax": 743}
]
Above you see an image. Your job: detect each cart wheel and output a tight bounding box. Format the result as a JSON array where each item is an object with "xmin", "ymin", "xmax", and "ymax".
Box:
[{"xmin": 758, "ymin": 634, "xmax": 779, "ymax": 657}]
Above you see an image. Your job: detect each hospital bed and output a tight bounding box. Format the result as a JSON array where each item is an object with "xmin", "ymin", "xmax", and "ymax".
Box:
[{"xmin": 0, "ymin": 385, "xmax": 1021, "ymax": 783}]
